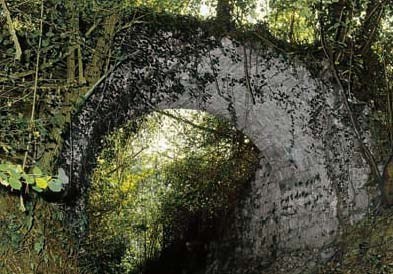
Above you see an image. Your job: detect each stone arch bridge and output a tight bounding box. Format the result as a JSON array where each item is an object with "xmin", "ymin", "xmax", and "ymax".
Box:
[{"xmin": 59, "ymin": 18, "xmax": 372, "ymax": 273}]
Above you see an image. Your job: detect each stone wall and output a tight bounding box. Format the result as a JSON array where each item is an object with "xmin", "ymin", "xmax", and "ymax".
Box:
[{"xmin": 59, "ymin": 20, "xmax": 372, "ymax": 273}]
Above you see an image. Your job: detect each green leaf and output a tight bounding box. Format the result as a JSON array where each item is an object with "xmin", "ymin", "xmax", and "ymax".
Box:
[
  {"xmin": 0, "ymin": 171, "xmax": 9, "ymax": 187},
  {"xmin": 32, "ymin": 186, "xmax": 43, "ymax": 192},
  {"xmin": 0, "ymin": 163, "xmax": 10, "ymax": 171},
  {"xmin": 14, "ymin": 164, "xmax": 23, "ymax": 173},
  {"xmin": 9, "ymin": 168, "xmax": 19, "ymax": 178},
  {"xmin": 23, "ymin": 174, "xmax": 35, "ymax": 185},
  {"xmin": 9, "ymin": 176, "xmax": 22, "ymax": 190},
  {"xmin": 42, "ymin": 39, "xmax": 49, "ymax": 48},
  {"xmin": 32, "ymin": 166, "xmax": 43, "ymax": 176},
  {"xmin": 48, "ymin": 178, "xmax": 63, "ymax": 192},
  {"xmin": 58, "ymin": 168, "xmax": 69, "ymax": 185},
  {"xmin": 35, "ymin": 176, "xmax": 51, "ymax": 189}
]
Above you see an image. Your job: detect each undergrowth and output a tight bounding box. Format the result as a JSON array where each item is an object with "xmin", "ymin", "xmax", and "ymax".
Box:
[
  {"xmin": 0, "ymin": 189, "xmax": 80, "ymax": 274},
  {"xmin": 318, "ymin": 209, "xmax": 393, "ymax": 274}
]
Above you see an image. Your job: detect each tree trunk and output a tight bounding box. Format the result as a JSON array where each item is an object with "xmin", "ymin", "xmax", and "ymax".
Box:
[
  {"xmin": 65, "ymin": 0, "xmax": 78, "ymax": 84},
  {"xmin": 383, "ymin": 154, "xmax": 393, "ymax": 206},
  {"xmin": 85, "ymin": 14, "xmax": 119, "ymax": 85},
  {"xmin": 215, "ymin": 0, "xmax": 234, "ymax": 32},
  {"xmin": 1, "ymin": 0, "xmax": 22, "ymax": 61},
  {"xmin": 353, "ymin": 0, "xmax": 386, "ymax": 103}
]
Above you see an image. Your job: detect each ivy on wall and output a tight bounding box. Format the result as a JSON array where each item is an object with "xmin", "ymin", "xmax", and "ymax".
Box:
[{"xmin": 0, "ymin": 0, "xmax": 393, "ymax": 273}]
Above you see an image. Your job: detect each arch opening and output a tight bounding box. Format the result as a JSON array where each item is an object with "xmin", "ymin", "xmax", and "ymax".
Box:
[
  {"xmin": 81, "ymin": 109, "xmax": 261, "ymax": 274},
  {"xmin": 58, "ymin": 29, "xmax": 371, "ymax": 272}
]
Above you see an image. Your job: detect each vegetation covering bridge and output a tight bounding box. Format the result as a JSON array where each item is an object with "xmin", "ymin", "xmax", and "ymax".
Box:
[
  {"xmin": 59, "ymin": 12, "xmax": 371, "ymax": 273},
  {"xmin": 1, "ymin": 1, "xmax": 392, "ymax": 273}
]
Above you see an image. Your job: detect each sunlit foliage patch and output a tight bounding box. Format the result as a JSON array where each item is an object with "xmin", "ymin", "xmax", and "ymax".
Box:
[{"xmin": 83, "ymin": 110, "xmax": 260, "ymax": 273}]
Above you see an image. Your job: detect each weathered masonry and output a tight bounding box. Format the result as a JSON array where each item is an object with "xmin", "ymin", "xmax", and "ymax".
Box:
[{"xmin": 59, "ymin": 19, "xmax": 372, "ymax": 273}]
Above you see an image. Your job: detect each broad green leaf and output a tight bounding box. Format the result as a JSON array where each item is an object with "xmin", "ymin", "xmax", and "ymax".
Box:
[
  {"xmin": 9, "ymin": 168, "xmax": 19, "ymax": 178},
  {"xmin": 48, "ymin": 178, "xmax": 63, "ymax": 192},
  {"xmin": 35, "ymin": 176, "xmax": 51, "ymax": 189},
  {"xmin": 23, "ymin": 174, "xmax": 35, "ymax": 185},
  {"xmin": 0, "ymin": 164, "xmax": 9, "ymax": 171},
  {"xmin": 15, "ymin": 164, "xmax": 23, "ymax": 173},
  {"xmin": 32, "ymin": 166, "xmax": 43, "ymax": 176},
  {"xmin": 32, "ymin": 186, "xmax": 43, "ymax": 192},
  {"xmin": 9, "ymin": 176, "xmax": 22, "ymax": 190},
  {"xmin": 58, "ymin": 168, "xmax": 69, "ymax": 185},
  {"xmin": 0, "ymin": 171, "xmax": 9, "ymax": 187},
  {"xmin": 0, "ymin": 171, "xmax": 7, "ymax": 179}
]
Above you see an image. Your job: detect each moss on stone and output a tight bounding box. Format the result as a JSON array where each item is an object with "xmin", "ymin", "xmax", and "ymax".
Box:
[{"xmin": 317, "ymin": 209, "xmax": 393, "ymax": 273}]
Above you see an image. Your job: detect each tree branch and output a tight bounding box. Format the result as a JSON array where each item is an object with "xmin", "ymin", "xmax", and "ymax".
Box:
[
  {"xmin": 156, "ymin": 110, "xmax": 230, "ymax": 138},
  {"xmin": 319, "ymin": 22, "xmax": 383, "ymax": 197},
  {"xmin": 243, "ymin": 46, "xmax": 256, "ymax": 105},
  {"xmin": 0, "ymin": 53, "xmax": 72, "ymax": 83},
  {"xmin": 1, "ymin": 0, "xmax": 22, "ymax": 61},
  {"xmin": 105, "ymin": 147, "xmax": 146, "ymax": 176}
]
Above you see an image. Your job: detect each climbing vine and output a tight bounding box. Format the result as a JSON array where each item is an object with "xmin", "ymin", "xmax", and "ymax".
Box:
[{"xmin": 1, "ymin": 0, "xmax": 393, "ymax": 273}]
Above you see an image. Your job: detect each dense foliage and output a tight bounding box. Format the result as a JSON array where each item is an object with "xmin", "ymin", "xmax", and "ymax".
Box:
[
  {"xmin": 1, "ymin": 0, "xmax": 393, "ymax": 273},
  {"xmin": 1, "ymin": 0, "xmax": 392, "ymax": 195},
  {"xmin": 0, "ymin": 188, "xmax": 80, "ymax": 273},
  {"xmin": 83, "ymin": 110, "xmax": 259, "ymax": 273}
]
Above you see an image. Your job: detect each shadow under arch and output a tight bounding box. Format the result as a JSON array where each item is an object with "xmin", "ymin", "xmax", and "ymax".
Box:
[{"xmin": 57, "ymin": 22, "xmax": 370, "ymax": 272}]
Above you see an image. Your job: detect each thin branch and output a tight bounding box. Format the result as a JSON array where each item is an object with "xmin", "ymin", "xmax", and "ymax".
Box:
[
  {"xmin": 21, "ymin": 0, "xmax": 44, "ymax": 209},
  {"xmin": 357, "ymin": 0, "xmax": 387, "ymax": 55},
  {"xmin": 360, "ymin": 6, "xmax": 385, "ymax": 55},
  {"xmin": 85, "ymin": 18, "xmax": 102, "ymax": 37},
  {"xmin": 156, "ymin": 110, "xmax": 230, "ymax": 137},
  {"xmin": 105, "ymin": 147, "xmax": 145, "ymax": 176},
  {"xmin": 384, "ymin": 55, "xmax": 393, "ymax": 149},
  {"xmin": 77, "ymin": 44, "xmax": 86, "ymax": 84},
  {"xmin": 243, "ymin": 46, "xmax": 256, "ymax": 104},
  {"xmin": 208, "ymin": 51, "xmax": 222, "ymax": 97},
  {"xmin": 80, "ymin": 50, "xmax": 141, "ymax": 104},
  {"xmin": 0, "ymin": 54, "xmax": 73, "ymax": 83},
  {"xmin": 319, "ymin": 22, "xmax": 383, "ymax": 196},
  {"xmin": 253, "ymin": 32, "xmax": 287, "ymax": 54},
  {"xmin": 1, "ymin": 0, "xmax": 22, "ymax": 61},
  {"xmin": 23, "ymin": 0, "xmax": 44, "ymax": 166}
]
